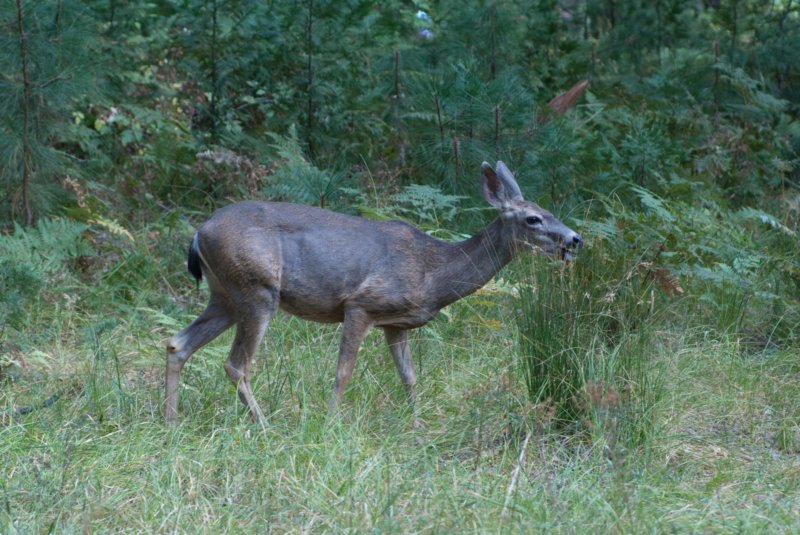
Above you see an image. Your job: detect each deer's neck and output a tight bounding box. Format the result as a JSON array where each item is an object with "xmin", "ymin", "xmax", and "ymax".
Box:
[{"xmin": 429, "ymin": 217, "xmax": 516, "ymax": 310}]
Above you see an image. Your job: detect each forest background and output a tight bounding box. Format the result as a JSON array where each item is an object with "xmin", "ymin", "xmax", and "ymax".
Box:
[{"xmin": 2, "ymin": 0, "xmax": 800, "ymax": 532}]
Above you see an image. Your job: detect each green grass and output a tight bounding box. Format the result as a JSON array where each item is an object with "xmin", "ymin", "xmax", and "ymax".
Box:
[{"xmin": 3, "ymin": 281, "xmax": 800, "ymax": 533}]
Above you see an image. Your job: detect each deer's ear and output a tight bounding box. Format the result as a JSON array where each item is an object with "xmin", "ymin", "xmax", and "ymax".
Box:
[
  {"xmin": 481, "ymin": 161, "xmax": 507, "ymax": 209},
  {"xmin": 495, "ymin": 161, "xmax": 524, "ymax": 201}
]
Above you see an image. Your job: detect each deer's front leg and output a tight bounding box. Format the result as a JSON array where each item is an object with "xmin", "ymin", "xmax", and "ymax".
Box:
[
  {"xmin": 384, "ymin": 327, "xmax": 416, "ymax": 406},
  {"xmin": 384, "ymin": 326, "xmax": 421, "ymax": 427},
  {"xmin": 330, "ymin": 309, "xmax": 372, "ymax": 411}
]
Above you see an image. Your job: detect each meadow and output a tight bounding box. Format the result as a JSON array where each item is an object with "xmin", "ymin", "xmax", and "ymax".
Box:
[
  {"xmin": 2, "ymin": 217, "xmax": 798, "ymax": 533},
  {"xmin": 2, "ymin": 1, "xmax": 800, "ymax": 532}
]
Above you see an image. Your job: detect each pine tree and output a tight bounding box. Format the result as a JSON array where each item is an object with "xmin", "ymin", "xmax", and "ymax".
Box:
[{"xmin": 0, "ymin": 0, "xmax": 102, "ymax": 225}]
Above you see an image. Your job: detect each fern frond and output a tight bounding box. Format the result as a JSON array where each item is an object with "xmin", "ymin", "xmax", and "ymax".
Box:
[{"xmin": 88, "ymin": 217, "xmax": 134, "ymax": 242}]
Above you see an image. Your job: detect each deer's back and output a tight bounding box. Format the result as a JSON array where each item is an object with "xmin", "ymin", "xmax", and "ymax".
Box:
[{"xmin": 196, "ymin": 201, "xmax": 444, "ymax": 326}]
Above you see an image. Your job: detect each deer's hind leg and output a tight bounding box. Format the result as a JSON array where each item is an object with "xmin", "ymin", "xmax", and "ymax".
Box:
[
  {"xmin": 223, "ymin": 289, "xmax": 278, "ymax": 425},
  {"xmin": 166, "ymin": 296, "xmax": 234, "ymax": 423}
]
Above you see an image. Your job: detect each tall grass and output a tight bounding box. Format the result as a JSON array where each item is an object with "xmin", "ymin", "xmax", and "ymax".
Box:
[{"xmin": 516, "ymin": 237, "xmax": 669, "ymax": 448}]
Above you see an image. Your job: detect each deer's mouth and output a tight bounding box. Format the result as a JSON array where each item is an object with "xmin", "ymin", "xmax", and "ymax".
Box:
[
  {"xmin": 529, "ymin": 242, "xmax": 577, "ymax": 261},
  {"xmin": 525, "ymin": 234, "xmax": 580, "ymax": 261}
]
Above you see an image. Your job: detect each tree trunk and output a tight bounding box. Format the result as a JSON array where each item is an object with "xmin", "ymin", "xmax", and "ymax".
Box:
[{"xmin": 16, "ymin": 0, "xmax": 34, "ymax": 226}]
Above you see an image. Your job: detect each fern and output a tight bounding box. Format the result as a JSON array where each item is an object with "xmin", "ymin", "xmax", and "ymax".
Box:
[
  {"xmin": 261, "ymin": 126, "xmax": 344, "ymax": 206},
  {"xmin": 0, "ymin": 218, "xmax": 90, "ymax": 275},
  {"xmin": 630, "ymin": 185, "xmax": 676, "ymax": 223},
  {"xmin": 717, "ymin": 63, "xmax": 788, "ymax": 116},
  {"xmin": 0, "ymin": 260, "xmax": 45, "ymax": 330},
  {"xmin": 735, "ymin": 207, "xmax": 797, "ymax": 238},
  {"xmin": 388, "ymin": 184, "xmax": 466, "ymax": 226},
  {"xmin": 0, "ymin": 218, "xmax": 90, "ymax": 330},
  {"xmin": 88, "ymin": 216, "xmax": 134, "ymax": 242}
]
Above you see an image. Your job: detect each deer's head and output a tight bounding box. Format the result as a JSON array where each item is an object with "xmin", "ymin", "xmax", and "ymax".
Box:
[{"xmin": 481, "ymin": 161, "xmax": 582, "ymax": 260}]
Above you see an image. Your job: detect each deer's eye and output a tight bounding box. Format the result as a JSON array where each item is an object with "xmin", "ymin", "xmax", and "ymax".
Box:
[{"xmin": 525, "ymin": 216, "xmax": 542, "ymax": 226}]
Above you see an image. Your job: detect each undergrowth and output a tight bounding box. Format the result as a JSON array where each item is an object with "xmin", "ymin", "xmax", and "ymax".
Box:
[{"xmin": 1, "ymin": 195, "xmax": 798, "ymax": 532}]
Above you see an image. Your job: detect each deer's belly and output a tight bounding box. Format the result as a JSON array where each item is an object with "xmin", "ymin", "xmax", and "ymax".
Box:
[
  {"xmin": 371, "ymin": 308, "xmax": 439, "ymax": 329},
  {"xmin": 278, "ymin": 292, "xmax": 438, "ymax": 329},
  {"xmin": 278, "ymin": 296, "xmax": 344, "ymax": 323}
]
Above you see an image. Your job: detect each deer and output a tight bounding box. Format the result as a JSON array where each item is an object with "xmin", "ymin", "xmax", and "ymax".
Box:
[{"xmin": 164, "ymin": 161, "xmax": 583, "ymax": 425}]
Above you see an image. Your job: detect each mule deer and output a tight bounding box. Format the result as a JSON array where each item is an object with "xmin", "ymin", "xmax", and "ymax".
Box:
[{"xmin": 165, "ymin": 161, "xmax": 582, "ymax": 424}]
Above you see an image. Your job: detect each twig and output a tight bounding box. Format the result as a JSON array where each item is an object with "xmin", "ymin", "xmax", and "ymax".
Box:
[
  {"xmin": 0, "ymin": 390, "xmax": 64, "ymax": 426},
  {"xmin": 501, "ymin": 431, "xmax": 532, "ymax": 516},
  {"xmin": 305, "ymin": 0, "xmax": 315, "ymax": 159}
]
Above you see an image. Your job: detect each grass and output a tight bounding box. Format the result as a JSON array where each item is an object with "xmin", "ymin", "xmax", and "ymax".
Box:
[{"xmin": 2, "ymin": 232, "xmax": 800, "ymax": 533}]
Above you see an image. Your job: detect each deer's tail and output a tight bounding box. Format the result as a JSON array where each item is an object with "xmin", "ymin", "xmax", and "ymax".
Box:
[{"xmin": 187, "ymin": 232, "xmax": 203, "ymax": 282}]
